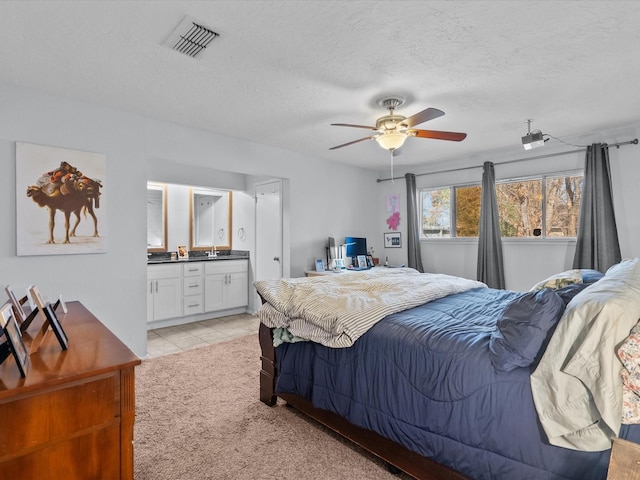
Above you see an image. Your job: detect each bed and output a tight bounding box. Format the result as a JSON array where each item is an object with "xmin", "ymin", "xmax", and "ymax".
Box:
[{"xmin": 254, "ymin": 259, "xmax": 640, "ymax": 480}]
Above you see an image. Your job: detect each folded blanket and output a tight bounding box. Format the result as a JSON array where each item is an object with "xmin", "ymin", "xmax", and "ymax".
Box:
[{"xmin": 254, "ymin": 268, "xmax": 486, "ymax": 348}]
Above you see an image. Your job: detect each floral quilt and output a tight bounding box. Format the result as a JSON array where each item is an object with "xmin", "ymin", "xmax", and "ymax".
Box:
[{"xmin": 619, "ymin": 321, "xmax": 640, "ymax": 424}]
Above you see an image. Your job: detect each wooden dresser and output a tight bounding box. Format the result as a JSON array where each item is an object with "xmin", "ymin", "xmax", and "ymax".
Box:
[{"xmin": 0, "ymin": 301, "xmax": 141, "ymax": 480}]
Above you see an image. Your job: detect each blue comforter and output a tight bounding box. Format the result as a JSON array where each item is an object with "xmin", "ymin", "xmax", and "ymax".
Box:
[{"xmin": 274, "ymin": 287, "xmax": 640, "ymax": 480}]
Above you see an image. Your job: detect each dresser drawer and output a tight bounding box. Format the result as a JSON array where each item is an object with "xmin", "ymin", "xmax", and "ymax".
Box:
[
  {"xmin": 183, "ymin": 295, "xmax": 204, "ymax": 315},
  {"xmin": 183, "ymin": 263, "xmax": 204, "ymax": 276},
  {"xmin": 147, "ymin": 263, "xmax": 181, "ymax": 280},
  {"xmin": 205, "ymin": 259, "xmax": 248, "ymax": 275},
  {"xmin": 183, "ymin": 277, "xmax": 203, "ymax": 294},
  {"xmin": 0, "ymin": 373, "xmax": 119, "ymax": 458}
]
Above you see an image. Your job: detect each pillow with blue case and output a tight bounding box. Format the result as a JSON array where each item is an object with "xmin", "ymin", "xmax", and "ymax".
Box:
[
  {"xmin": 554, "ymin": 269, "xmax": 604, "ymax": 305},
  {"xmin": 489, "ymin": 288, "xmax": 565, "ymax": 373}
]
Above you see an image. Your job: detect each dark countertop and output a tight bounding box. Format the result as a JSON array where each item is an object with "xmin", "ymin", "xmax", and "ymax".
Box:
[{"xmin": 147, "ymin": 250, "xmax": 249, "ymax": 265}]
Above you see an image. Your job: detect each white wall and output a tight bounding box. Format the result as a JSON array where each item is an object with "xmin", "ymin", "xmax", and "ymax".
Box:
[
  {"xmin": 375, "ymin": 123, "xmax": 640, "ymax": 291},
  {"xmin": 3, "ymin": 80, "xmax": 639, "ymax": 359},
  {"xmin": 0, "ymin": 81, "xmax": 378, "ymax": 358}
]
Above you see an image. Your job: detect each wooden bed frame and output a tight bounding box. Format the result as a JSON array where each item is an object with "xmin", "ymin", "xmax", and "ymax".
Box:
[{"xmin": 258, "ymin": 322, "xmax": 470, "ymax": 480}]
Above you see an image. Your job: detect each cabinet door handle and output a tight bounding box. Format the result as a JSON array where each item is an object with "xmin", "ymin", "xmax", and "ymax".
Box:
[
  {"xmin": 188, "ymin": 268, "xmax": 198, "ymax": 272},
  {"xmin": 189, "ymin": 303, "xmax": 200, "ymax": 308},
  {"xmin": 188, "ymin": 283, "xmax": 199, "ymax": 288},
  {"xmin": 150, "ymin": 281, "xmax": 153, "ymax": 294},
  {"xmin": 155, "ymin": 280, "xmax": 158, "ymax": 293}
]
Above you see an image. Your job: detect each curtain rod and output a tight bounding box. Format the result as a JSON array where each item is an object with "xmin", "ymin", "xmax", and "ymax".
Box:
[{"xmin": 376, "ymin": 138, "xmax": 638, "ymax": 183}]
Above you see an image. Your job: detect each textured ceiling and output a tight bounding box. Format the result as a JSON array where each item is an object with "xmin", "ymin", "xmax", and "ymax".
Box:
[{"xmin": 1, "ymin": 1, "xmax": 640, "ymax": 171}]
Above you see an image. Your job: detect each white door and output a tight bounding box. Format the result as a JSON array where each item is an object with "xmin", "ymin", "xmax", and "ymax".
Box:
[{"xmin": 255, "ymin": 180, "xmax": 283, "ymax": 281}]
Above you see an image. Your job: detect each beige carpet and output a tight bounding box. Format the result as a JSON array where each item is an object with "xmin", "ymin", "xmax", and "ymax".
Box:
[{"xmin": 134, "ymin": 333, "xmax": 412, "ymax": 480}]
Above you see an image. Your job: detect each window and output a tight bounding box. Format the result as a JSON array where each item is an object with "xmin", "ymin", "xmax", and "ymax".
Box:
[
  {"xmin": 421, "ymin": 188, "xmax": 450, "ymax": 237},
  {"xmin": 495, "ymin": 178, "xmax": 542, "ymax": 237},
  {"xmin": 455, "ymin": 185, "xmax": 481, "ymax": 237},
  {"xmin": 420, "ymin": 173, "xmax": 583, "ymax": 239}
]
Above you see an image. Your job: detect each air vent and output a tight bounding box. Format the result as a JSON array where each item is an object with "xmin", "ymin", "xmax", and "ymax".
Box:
[{"xmin": 163, "ymin": 16, "xmax": 219, "ymax": 59}]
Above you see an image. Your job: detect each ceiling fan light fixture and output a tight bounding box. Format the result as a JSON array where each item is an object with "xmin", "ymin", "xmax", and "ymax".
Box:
[
  {"xmin": 376, "ymin": 131, "xmax": 408, "ymax": 151},
  {"xmin": 329, "ymin": 98, "xmax": 466, "ymax": 152}
]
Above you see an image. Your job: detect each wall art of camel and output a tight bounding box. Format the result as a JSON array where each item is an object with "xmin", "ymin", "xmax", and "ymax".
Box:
[{"xmin": 26, "ymin": 161, "xmax": 102, "ymax": 245}]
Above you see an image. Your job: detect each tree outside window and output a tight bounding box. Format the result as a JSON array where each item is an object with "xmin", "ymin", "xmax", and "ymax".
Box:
[
  {"xmin": 419, "ymin": 173, "xmax": 583, "ymax": 239},
  {"xmin": 455, "ymin": 185, "xmax": 481, "ymax": 237},
  {"xmin": 421, "ymin": 188, "xmax": 451, "ymax": 237},
  {"xmin": 496, "ymin": 179, "xmax": 542, "ymax": 237}
]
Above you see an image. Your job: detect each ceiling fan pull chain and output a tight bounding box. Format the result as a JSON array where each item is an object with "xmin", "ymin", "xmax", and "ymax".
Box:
[{"xmin": 390, "ymin": 150, "xmax": 394, "ymax": 183}]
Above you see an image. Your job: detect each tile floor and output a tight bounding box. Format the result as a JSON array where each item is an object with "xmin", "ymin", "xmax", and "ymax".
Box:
[{"xmin": 146, "ymin": 312, "xmax": 259, "ymax": 358}]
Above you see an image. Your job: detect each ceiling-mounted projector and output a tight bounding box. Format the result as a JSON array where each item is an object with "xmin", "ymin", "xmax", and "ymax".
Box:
[
  {"xmin": 522, "ymin": 131, "xmax": 545, "ymax": 150},
  {"xmin": 521, "ymin": 119, "xmax": 546, "ymax": 150}
]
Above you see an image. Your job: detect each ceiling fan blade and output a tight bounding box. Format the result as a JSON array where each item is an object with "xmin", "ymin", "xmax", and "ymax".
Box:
[
  {"xmin": 329, "ymin": 135, "xmax": 376, "ymax": 150},
  {"xmin": 402, "ymin": 107, "xmax": 445, "ymax": 128},
  {"xmin": 331, "ymin": 123, "xmax": 377, "ymax": 130},
  {"xmin": 411, "ymin": 129, "xmax": 467, "ymax": 142}
]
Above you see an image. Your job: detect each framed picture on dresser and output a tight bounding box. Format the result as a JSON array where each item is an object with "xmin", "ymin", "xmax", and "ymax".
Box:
[
  {"xmin": 43, "ymin": 304, "xmax": 68, "ymax": 350},
  {"xmin": 4, "ymin": 285, "xmax": 27, "ymax": 326},
  {"xmin": 0, "ymin": 303, "xmax": 29, "ymax": 377},
  {"xmin": 29, "ymin": 285, "xmax": 47, "ymax": 318},
  {"xmin": 28, "ymin": 285, "xmax": 68, "ymax": 351}
]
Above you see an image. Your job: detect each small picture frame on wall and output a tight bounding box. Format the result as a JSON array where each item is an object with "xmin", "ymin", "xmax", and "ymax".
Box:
[
  {"xmin": 384, "ymin": 232, "xmax": 402, "ymax": 248},
  {"xmin": 0, "ymin": 303, "xmax": 29, "ymax": 378},
  {"xmin": 315, "ymin": 258, "xmax": 325, "ymax": 272}
]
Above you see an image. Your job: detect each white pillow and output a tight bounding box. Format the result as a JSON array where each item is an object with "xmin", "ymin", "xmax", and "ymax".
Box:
[
  {"xmin": 530, "ymin": 257, "xmax": 640, "ymax": 450},
  {"xmin": 570, "ymin": 258, "xmax": 640, "ymax": 310}
]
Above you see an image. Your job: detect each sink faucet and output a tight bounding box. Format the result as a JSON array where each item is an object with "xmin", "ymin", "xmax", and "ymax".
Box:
[{"xmin": 208, "ymin": 247, "xmax": 218, "ymax": 258}]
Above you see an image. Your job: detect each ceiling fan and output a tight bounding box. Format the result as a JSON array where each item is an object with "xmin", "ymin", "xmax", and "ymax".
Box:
[{"xmin": 329, "ymin": 97, "xmax": 467, "ymax": 153}]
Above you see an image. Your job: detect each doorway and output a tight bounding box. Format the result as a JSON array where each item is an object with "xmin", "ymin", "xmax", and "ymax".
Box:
[{"xmin": 255, "ymin": 180, "xmax": 284, "ymax": 284}]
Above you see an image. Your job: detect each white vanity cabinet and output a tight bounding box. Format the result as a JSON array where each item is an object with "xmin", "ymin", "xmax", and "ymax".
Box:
[
  {"xmin": 147, "ymin": 263, "xmax": 183, "ymax": 322},
  {"xmin": 147, "ymin": 258, "xmax": 249, "ymax": 328},
  {"xmin": 204, "ymin": 260, "xmax": 249, "ymax": 312}
]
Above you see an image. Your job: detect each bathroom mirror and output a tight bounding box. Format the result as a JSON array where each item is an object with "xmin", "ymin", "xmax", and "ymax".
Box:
[
  {"xmin": 147, "ymin": 182, "xmax": 167, "ymax": 252},
  {"xmin": 190, "ymin": 187, "xmax": 232, "ymax": 251}
]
